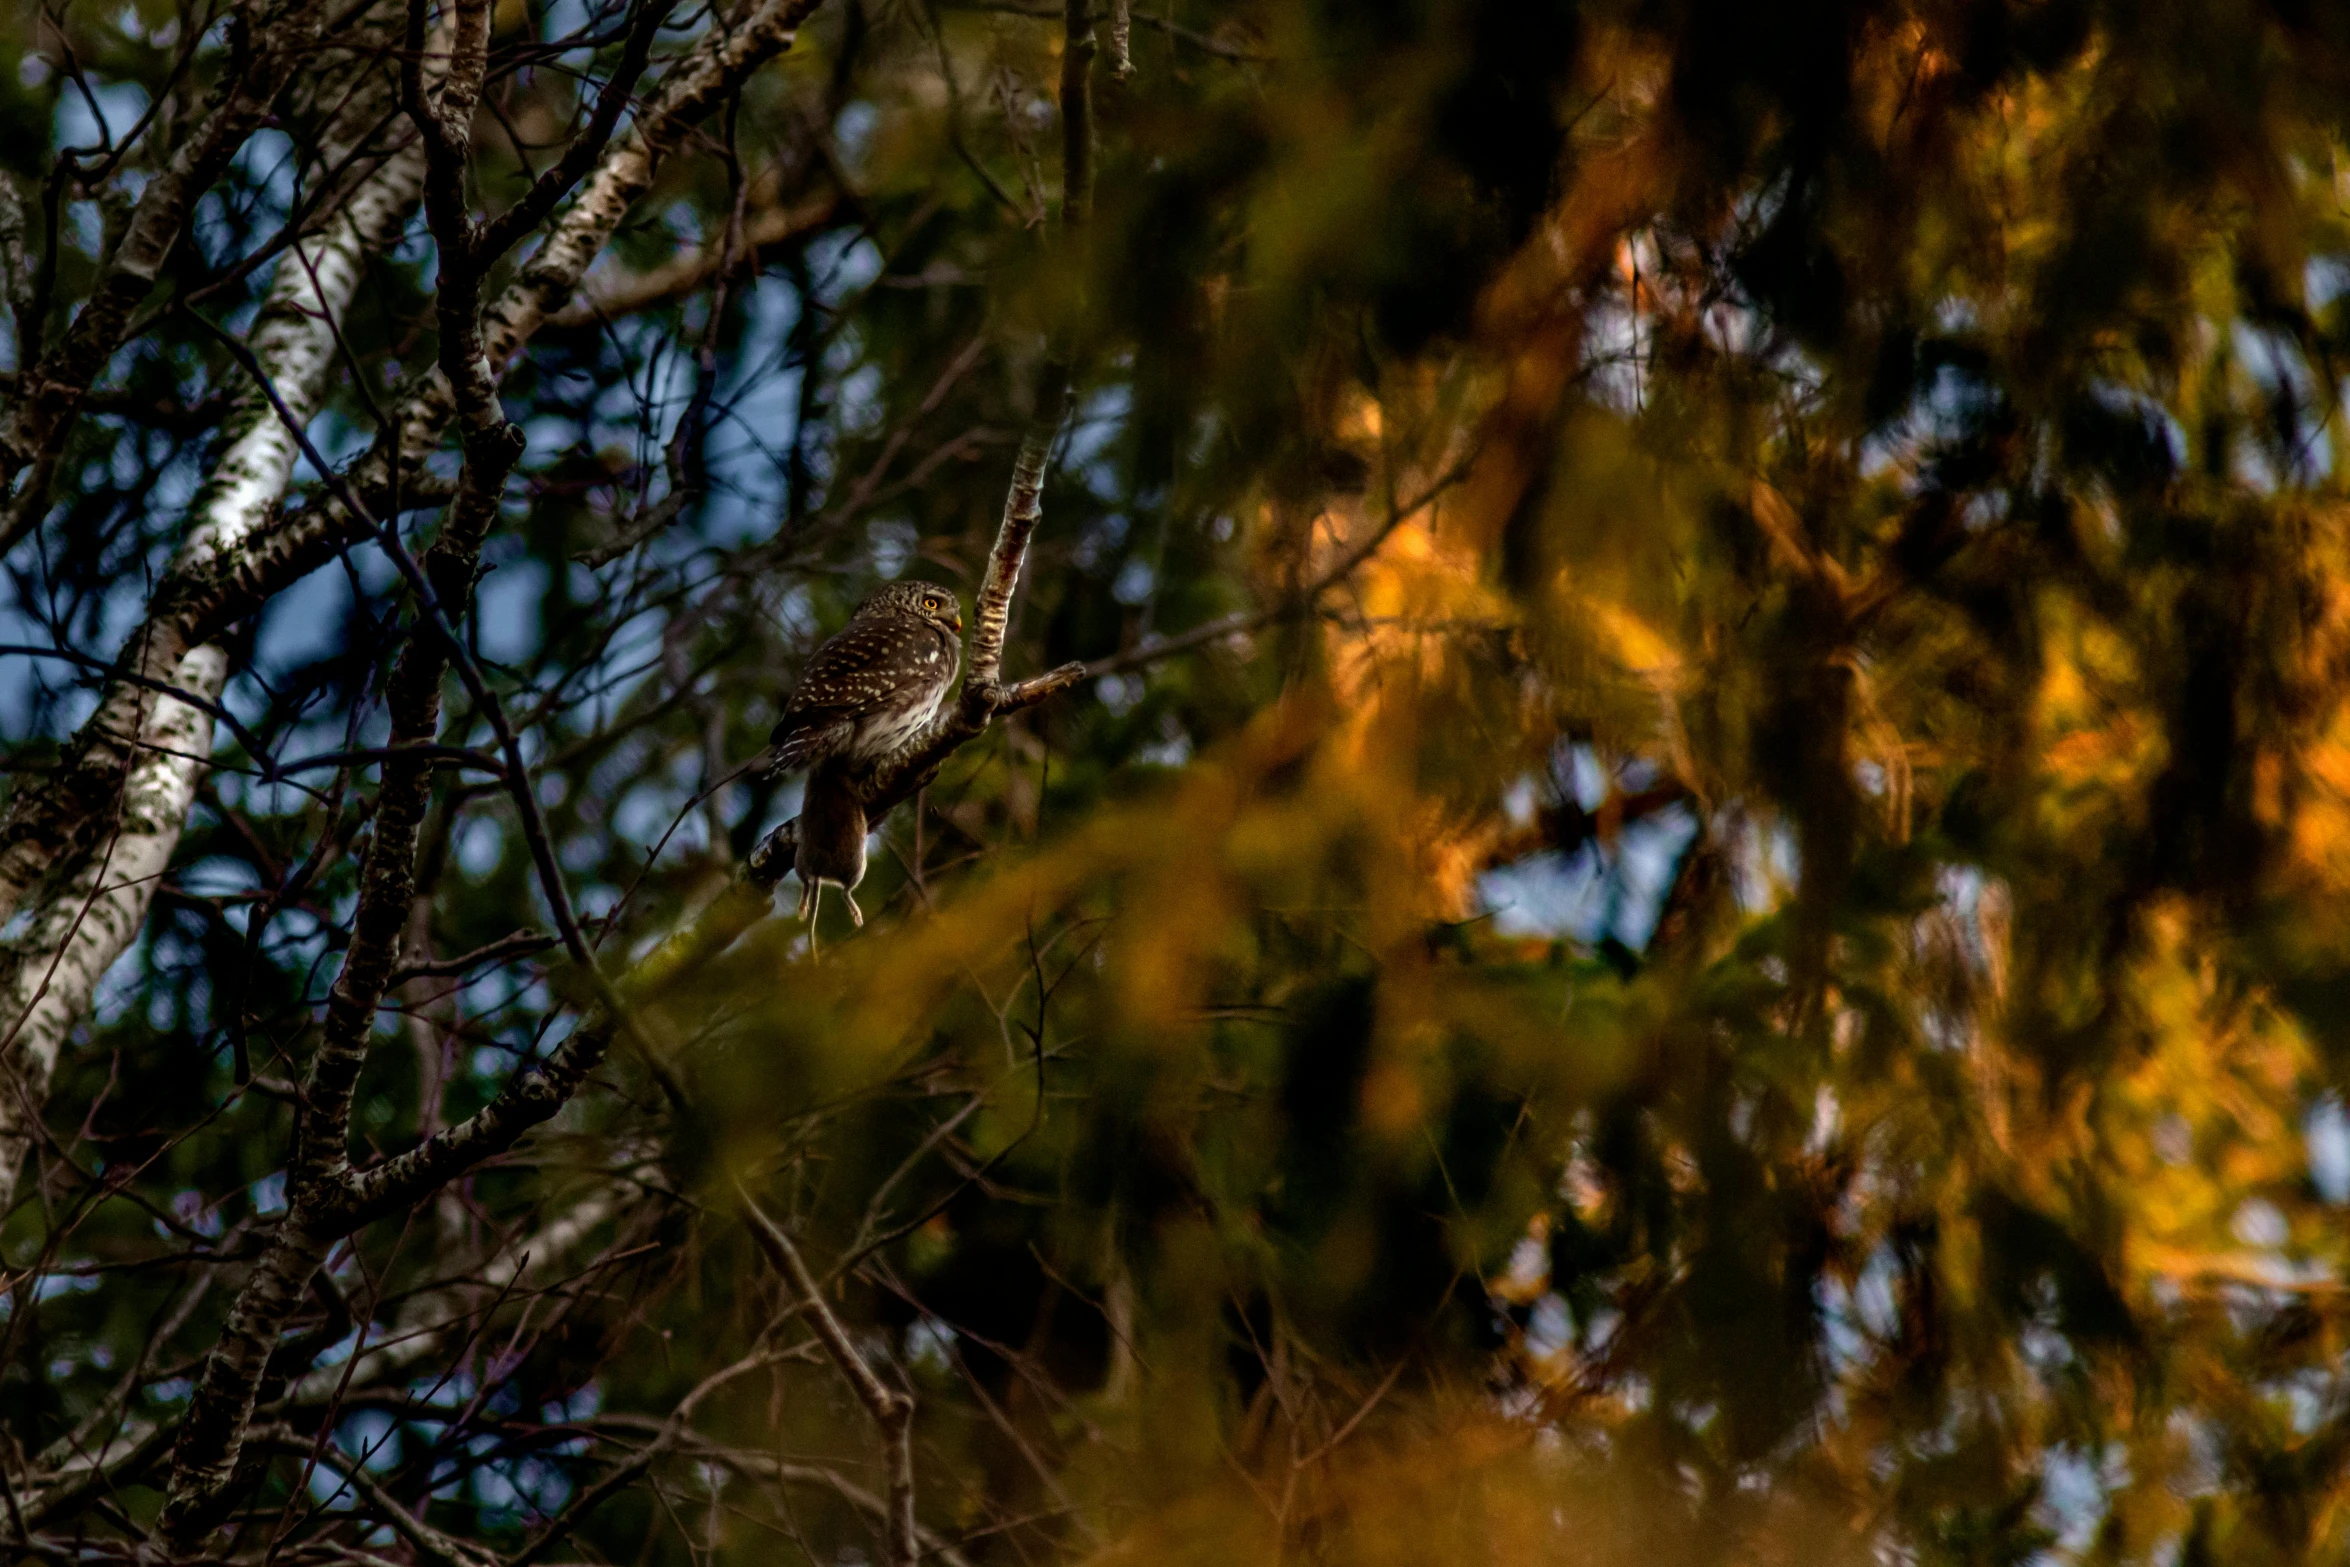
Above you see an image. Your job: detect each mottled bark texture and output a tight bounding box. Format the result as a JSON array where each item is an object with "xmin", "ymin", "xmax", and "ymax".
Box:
[
  {"xmin": 152, "ymin": 9, "xmax": 824, "ymax": 1545},
  {"xmin": 0, "ymin": 0, "xmax": 826, "ymax": 943},
  {"xmin": 0, "ymin": 0, "xmax": 327, "ymax": 499},
  {"xmin": 0, "ymin": 645, "xmax": 225, "ymax": 1214},
  {"xmin": 0, "ymin": 117, "xmax": 428, "ymax": 1220}
]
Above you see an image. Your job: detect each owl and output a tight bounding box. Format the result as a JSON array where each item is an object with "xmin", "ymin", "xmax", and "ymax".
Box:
[{"xmin": 765, "ymin": 581, "xmax": 964, "ymax": 937}]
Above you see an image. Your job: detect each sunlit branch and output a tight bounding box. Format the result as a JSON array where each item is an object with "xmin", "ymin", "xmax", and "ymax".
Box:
[{"xmin": 1109, "ymin": 0, "xmax": 1133, "ymax": 78}]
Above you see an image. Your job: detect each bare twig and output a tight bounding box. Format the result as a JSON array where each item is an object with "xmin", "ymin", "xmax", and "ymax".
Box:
[
  {"xmin": 690, "ymin": 1441, "xmax": 981, "ymax": 1567},
  {"xmin": 280, "ymin": 1432, "xmax": 495, "ymax": 1567},
  {"xmin": 508, "ymin": 1342, "xmax": 793, "ymax": 1566},
  {"xmin": 388, "ymin": 929, "xmax": 557, "ymax": 984},
  {"xmin": 1081, "ymin": 454, "xmax": 1477, "ymax": 679},
  {"xmin": 1109, "ymin": 0, "xmax": 1132, "ymax": 79},
  {"xmin": 735, "ymin": 1181, "xmax": 918, "ymax": 1567},
  {"xmin": 0, "ymin": 0, "xmax": 328, "ymax": 493}
]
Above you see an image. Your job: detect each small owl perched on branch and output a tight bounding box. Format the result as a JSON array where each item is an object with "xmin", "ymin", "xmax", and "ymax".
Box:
[{"xmin": 764, "ymin": 581, "xmax": 963, "ymax": 937}]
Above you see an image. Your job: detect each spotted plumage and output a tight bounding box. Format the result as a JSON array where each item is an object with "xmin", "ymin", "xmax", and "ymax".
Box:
[
  {"xmin": 766, "ymin": 580, "xmax": 964, "ymax": 778},
  {"xmin": 765, "ymin": 581, "xmax": 963, "ymax": 942}
]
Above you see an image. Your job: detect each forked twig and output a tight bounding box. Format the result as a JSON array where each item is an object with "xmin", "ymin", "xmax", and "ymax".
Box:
[{"xmin": 735, "ymin": 1179, "xmax": 918, "ymax": 1567}]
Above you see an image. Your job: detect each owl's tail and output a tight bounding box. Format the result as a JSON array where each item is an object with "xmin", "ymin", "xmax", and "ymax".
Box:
[
  {"xmin": 717, "ymin": 743, "xmax": 801, "ymax": 787},
  {"xmin": 758, "ymin": 718, "xmax": 852, "ymax": 781}
]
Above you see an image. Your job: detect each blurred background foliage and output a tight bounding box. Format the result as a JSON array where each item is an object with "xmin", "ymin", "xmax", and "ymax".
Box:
[{"xmin": 15, "ymin": 0, "xmax": 2350, "ymax": 1560}]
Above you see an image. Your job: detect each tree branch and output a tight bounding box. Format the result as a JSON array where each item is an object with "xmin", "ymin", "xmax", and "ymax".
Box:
[
  {"xmin": 474, "ymin": 0, "xmax": 682, "ymax": 262},
  {"xmin": 735, "ymin": 1181, "xmax": 917, "ymax": 1567},
  {"xmin": 0, "ymin": 93, "xmax": 432, "ymax": 1221},
  {"xmin": 337, "ymin": 849, "xmax": 787, "ymax": 1230},
  {"xmin": 964, "ymin": 364, "xmax": 1072, "ymax": 697},
  {"xmin": 0, "ymin": 0, "xmax": 329, "ymax": 497},
  {"xmin": 1108, "ymin": 0, "xmax": 1132, "ymax": 79},
  {"xmin": 690, "ymin": 1443, "xmax": 982, "ymax": 1567},
  {"xmin": 387, "ymin": 929, "xmax": 556, "ymax": 983},
  {"xmin": 506, "ymin": 1342, "xmax": 791, "ymax": 1566},
  {"xmin": 278, "ymin": 1432, "xmax": 495, "ymax": 1567},
  {"xmin": 0, "ymin": 0, "xmax": 823, "ymax": 941},
  {"xmin": 405, "ymin": 0, "xmax": 505, "ymax": 431}
]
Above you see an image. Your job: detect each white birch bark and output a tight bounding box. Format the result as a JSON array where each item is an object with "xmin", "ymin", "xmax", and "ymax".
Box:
[
  {"xmin": 0, "ymin": 146, "xmax": 427, "ymax": 1221},
  {"xmin": 0, "ymin": 645, "xmax": 226, "ymax": 1212}
]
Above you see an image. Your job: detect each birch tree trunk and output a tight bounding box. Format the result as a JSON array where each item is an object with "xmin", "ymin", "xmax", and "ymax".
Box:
[
  {"xmin": 0, "ymin": 144, "xmax": 427, "ymax": 1219},
  {"xmin": 0, "ymin": 645, "xmax": 225, "ymax": 1215},
  {"xmin": 0, "ymin": 0, "xmax": 1134, "ymax": 1556}
]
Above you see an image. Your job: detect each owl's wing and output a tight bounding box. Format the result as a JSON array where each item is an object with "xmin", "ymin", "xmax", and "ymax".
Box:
[
  {"xmin": 763, "ymin": 618, "xmax": 900, "ymax": 776},
  {"xmin": 762, "ymin": 710, "xmax": 857, "ymax": 777}
]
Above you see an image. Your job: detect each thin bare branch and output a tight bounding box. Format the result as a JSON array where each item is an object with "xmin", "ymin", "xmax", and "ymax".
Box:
[
  {"xmin": 0, "ymin": 0, "xmax": 329, "ymax": 495},
  {"xmin": 736, "ymin": 1181, "xmax": 918, "ymax": 1567}
]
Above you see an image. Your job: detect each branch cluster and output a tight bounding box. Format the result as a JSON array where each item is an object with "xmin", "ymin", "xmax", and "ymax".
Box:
[{"xmin": 4, "ymin": 0, "xmax": 1110, "ymax": 1559}]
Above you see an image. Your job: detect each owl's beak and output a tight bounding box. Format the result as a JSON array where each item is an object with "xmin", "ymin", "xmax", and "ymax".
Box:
[{"xmin": 951, "ymin": 607, "xmax": 964, "ymax": 633}]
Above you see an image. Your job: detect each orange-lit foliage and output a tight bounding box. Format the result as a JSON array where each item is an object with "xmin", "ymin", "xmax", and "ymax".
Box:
[
  {"xmin": 24, "ymin": 0, "xmax": 2350, "ymax": 1561},
  {"xmin": 669, "ymin": 3, "xmax": 2350, "ymax": 1557}
]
